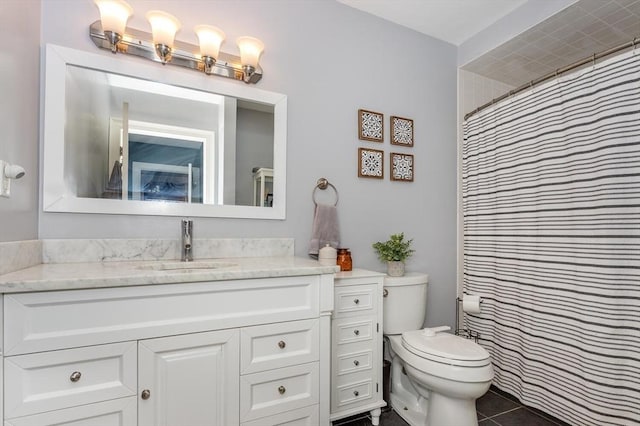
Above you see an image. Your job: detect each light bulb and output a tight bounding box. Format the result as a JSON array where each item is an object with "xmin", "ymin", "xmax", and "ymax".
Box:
[
  {"xmin": 195, "ymin": 25, "xmax": 226, "ymax": 74},
  {"xmin": 236, "ymin": 36, "xmax": 264, "ymax": 69},
  {"xmin": 146, "ymin": 10, "xmax": 181, "ymax": 63},
  {"xmin": 236, "ymin": 36, "xmax": 264, "ymax": 82},
  {"xmin": 94, "ymin": 0, "xmax": 133, "ymax": 53}
]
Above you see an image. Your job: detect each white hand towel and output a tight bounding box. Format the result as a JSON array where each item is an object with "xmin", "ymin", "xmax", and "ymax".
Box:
[{"xmin": 308, "ymin": 203, "xmax": 340, "ymax": 258}]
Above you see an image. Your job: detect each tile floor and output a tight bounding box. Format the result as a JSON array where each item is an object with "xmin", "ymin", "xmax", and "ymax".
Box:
[{"xmin": 333, "ymin": 386, "xmax": 571, "ymax": 426}]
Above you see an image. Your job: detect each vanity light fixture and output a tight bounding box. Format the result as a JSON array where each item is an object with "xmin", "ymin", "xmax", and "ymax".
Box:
[
  {"xmin": 146, "ymin": 10, "xmax": 181, "ymax": 64},
  {"xmin": 195, "ymin": 25, "xmax": 226, "ymax": 75},
  {"xmin": 94, "ymin": 0, "xmax": 133, "ymax": 53},
  {"xmin": 90, "ymin": 1, "xmax": 264, "ymax": 83},
  {"xmin": 236, "ymin": 36, "xmax": 265, "ymax": 83}
]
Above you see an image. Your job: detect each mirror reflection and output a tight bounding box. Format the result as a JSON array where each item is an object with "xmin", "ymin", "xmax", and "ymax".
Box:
[{"xmin": 65, "ymin": 65, "xmax": 274, "ymax": 207}]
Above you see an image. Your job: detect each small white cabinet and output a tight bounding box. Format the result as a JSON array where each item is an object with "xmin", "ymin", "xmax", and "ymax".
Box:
[
  {"xmin": 330, "ymin": 270, "xmax": 386, "ymax": 425},
  {"xmin": 252, "ymin": 167, "xmax": 273, "ymax": 207},
  {"xmin": 2, "ymin": 273, "xmax": 334, "ymax": 426}
]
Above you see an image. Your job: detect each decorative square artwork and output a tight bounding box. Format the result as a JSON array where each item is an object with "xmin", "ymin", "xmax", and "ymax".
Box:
[
  {"xmin": 358, "ymin": 148, "xmax": 384, "ymax": 179},
  {"xmin": 358, "ymin": 109, "xmax": 384, "ymax": 142},
  {"xmin": 391, "ymin": 116, "xmax": 414, "ymax": 147},
  {"xmin": 391, "ymin": 152, "xmax": 414, "ymax": 182}
]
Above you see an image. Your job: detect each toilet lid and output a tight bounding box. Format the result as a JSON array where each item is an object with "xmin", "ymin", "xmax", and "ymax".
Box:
[{"xmin": 402, "ymin": 329, "xmax": 490, "ymax": 367}]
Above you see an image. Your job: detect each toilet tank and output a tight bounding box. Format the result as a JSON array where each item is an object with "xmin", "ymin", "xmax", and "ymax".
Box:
[{"xmin": 383, "ymin": 272, "xmax": 428, "ymax": 334}]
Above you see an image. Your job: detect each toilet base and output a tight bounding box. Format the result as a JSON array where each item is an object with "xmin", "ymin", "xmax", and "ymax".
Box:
[
  {"xmin": 389, "ymin": 392, "xmax": 426, "ymax": 426},
  {"xmin": 388, "ymin": 355, "xmax": 427, "ymax": 426},
  {"xmin": 427, "ymin": 392, "xmax": 478, "ymax": 426},
  {"xmin": 390, "ymin": 391, "xmax": 479, "ymax": 426}
]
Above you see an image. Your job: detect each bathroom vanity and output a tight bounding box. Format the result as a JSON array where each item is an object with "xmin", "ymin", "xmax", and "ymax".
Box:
[{"xmin": 0, "ymin": 254, "xmax": 336, "ymax": 426}]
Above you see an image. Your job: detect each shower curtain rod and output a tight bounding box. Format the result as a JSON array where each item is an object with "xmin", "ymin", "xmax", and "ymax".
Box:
[{"xmin": 464, "ymin": 36, "xmax": 639, "ymax": 121}]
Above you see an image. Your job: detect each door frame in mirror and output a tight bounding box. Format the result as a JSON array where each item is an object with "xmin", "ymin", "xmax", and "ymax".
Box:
[{"xmin": 42, "ymin": 44, "xmax": 287, "ymax": 219}]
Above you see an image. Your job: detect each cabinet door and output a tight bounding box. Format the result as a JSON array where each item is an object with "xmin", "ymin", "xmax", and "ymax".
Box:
[{"xmin": 138, "ymin": 329, "xmax": 240, "ymax": 426}]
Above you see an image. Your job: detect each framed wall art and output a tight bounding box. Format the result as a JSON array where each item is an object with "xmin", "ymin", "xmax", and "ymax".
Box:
[
  {"xmin": 358, "ymin": 109, "xmax": 384, "ymax": 142},
  {"xmin": 391, "ymin": 152, "xmax": 414, "ymax": 182},
  {"xmin": 391, "ymin": 116, "xmax": 414, "ymax": 147},
  {"xmin": 358, "ymin": 148, "xmax": 384, "ymax": 179}
]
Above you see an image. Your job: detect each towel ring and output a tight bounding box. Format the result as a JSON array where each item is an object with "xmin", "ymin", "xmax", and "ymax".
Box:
[{"xmin": 313, "ymin": 178, "xmax": 339, "ymax": 206}]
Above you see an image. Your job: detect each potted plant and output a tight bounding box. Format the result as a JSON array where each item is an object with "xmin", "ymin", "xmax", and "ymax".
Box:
[{"xmin": 372, "ymin": 232, "xmax": 415, "ymax": 277}]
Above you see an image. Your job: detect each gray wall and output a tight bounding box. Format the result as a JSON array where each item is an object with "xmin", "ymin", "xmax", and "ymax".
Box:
[
  {"xmin": 235, "ymin": 108, "xmax": 274, "ymax": 206},
  {"xmin": 36, "ymin": 0, "xmax": 458, "ymax": 327},
  {"xmin": 0, "ymin": 1, "xmax": 41, "ymax": 242}
]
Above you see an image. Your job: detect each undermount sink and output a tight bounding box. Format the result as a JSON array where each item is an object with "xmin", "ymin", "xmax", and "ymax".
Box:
[{"xmin": 138, "ymin": 260, "xmax": 238, "ymax": 271}]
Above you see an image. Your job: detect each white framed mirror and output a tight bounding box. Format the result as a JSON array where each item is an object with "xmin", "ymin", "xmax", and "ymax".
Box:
[{"xmin": 42, "ymin": 44, "xmax": 287, "ymax": 219}]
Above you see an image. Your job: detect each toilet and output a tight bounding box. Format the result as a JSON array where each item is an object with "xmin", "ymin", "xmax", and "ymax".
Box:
[{"xmin": 383, "ymin": 273, "xmax": 494, "ymax": 426}]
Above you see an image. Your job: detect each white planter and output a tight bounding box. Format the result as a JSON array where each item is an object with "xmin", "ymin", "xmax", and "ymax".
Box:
[{"xmin": 387, "ymin": 261, "xmax": 405, "ymax": 277}]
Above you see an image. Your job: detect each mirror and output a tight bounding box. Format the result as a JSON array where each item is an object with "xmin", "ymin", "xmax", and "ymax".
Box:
[{"xmin": 43, "ymin": 44, "xmax": 287, "ymax": 219}]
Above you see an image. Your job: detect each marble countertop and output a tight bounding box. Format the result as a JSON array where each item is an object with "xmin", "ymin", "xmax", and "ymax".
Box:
[{"xmin": 0, "ymin": 257, "xmax": 340, "ymax": 293}]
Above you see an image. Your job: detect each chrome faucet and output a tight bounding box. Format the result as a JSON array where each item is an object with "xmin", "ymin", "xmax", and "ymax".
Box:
[{"xmin": 181, "ymin": 219, "xmax": 193, "ymax": 262}]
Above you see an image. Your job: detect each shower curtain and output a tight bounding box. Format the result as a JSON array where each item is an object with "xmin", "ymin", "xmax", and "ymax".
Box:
[{"xmin": 462, "ymin": 50, "xmax": 640, "ymax": 426}]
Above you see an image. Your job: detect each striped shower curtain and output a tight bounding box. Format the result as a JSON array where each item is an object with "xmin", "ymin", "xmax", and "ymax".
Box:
[{"xmin": 462, "ymin": 51, "xmax": 640, "ymax": 426}]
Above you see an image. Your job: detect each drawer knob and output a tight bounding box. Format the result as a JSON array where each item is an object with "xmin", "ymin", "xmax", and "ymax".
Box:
[
  {"xmin": 354, "ymin": 298, "xmax": 360, "ymax": 305},
  {"xmin": 383, "ymin": 289, "xmax": 389, "ymax": 297},
  {"xmin": 278, "ymin": 385, "xmax": 286, "ymax": 395},
  {"xmin": 353, "ymin": 390, "xmax": 360, "ymax": 397},
  {"xmin": 278, "ymin": 340, "xmax": 286, "ymax": 349},
  {"xmin": 141, "ymin": 389, "xmax": 151, "ymax": 400},
  {"xmin": 353, "ymin": 360, "xmax": 360, "ymax": 366},
  {"xmin": 354, "ymin": 329, "xmax": 360, "ymax": 336},
  {"xmin": 69, "ymin": 371, "xmax": 82, "ymax": 382}
]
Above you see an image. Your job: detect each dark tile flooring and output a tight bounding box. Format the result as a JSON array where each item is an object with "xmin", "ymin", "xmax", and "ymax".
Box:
[{"xmin": 333, "ymin": 386, "xmax": 571, "ymax": 426}]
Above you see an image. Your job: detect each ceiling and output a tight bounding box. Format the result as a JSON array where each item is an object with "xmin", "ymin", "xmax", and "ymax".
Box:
[
  {"xmin": 337, "ymin": 0, "xmax": 640, "ymax": 88},
  {"xmin": 336, "ymin": 0, "xmax": 528, "ymax": 46}
]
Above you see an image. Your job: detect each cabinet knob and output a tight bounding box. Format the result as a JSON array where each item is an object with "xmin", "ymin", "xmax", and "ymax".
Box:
[
  {"xmin": 278, "ymin": 385, "xmax": 286, "ymax": 395},
  {"xmin": 353, "ymin": 390, "xmax": 360, "ymax": 397},
  {"xmin": 354, "ymin": 329, "xmax": 360, "ymax": 336},
  {"xmin": 354, "ymin": 298, "xmax": 360, "ymax": 305},
  {"xmin": 141, "ymin": 389, "xmax": 151, "ymax": 400},
  {"xmin": 353, "ymin": 360, "xmax": 360, "ymax": 366},
  {"xmin": 383, "ymin": 289, "xmax": 389, "ymax": 298},
  {"xmin": 278, "ymin": 340, "xmax": 286, "ymax": 349},
  {"xmin": 69, "ymin": 371, "xmax": 82, "ymax": 382}
]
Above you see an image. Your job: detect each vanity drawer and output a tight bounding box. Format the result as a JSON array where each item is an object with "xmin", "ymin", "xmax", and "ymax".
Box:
[
  {"xmin": 4, "ymin": 275, "xmax": 319, "ymax": 355},
  {"xmin": 334, "ymin": 284, "xmax": 376, "ymax": 317},
  {"xmin": 333, "ymin": 379, "xmax": 374, "ymax": 411},
  {"xmin": 240, "ymin": 362, "xmax": 319, "ymax": 422},
  {"xmin": 5, "ymin": 397, "xmax": 137, "ymax": 426},
  {"xmin": 241, "ymin": 405, "xmax": 319, "ymax": 426},
  {"xmin": 336, "ymin": 349, "xmax": 373, "ymax": 376},
  {"xmin": 4, "ymin": 342, "xmax": 137, "ymax": 419},
  {"xmin": 241, "ymin": 319, "xmax": 319, "ymax": 374},
  {"xmin": 333, "ymin": 317, "xmax": 375, "ymax": 345}
]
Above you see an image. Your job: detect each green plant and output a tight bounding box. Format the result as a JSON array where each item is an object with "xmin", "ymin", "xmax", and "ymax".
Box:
[{"xmin": 372, "ymin": 233, "xmax": 415, "ymax": 262}]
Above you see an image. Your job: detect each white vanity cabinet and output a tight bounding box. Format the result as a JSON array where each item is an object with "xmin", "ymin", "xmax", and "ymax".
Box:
[
  {"xmin": 1, "ymin": 273, "xmax": 334, "ymax": 426},
  {"xmin": 330, "ymin": 270, "xmax": 386, "ymax": 425}
]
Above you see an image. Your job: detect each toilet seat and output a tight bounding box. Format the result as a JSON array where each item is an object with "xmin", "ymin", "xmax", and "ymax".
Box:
[{"xmin": 401, "ymin": 329, "xmax": 491, "ymax": 368}]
